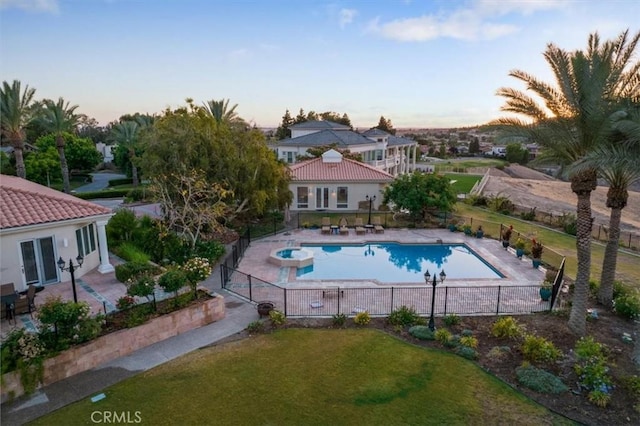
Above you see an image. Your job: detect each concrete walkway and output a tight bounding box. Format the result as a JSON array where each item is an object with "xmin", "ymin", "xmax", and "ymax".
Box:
[{"xmin": 0, "ymin": 262, "xmax": 257, "ymax": 426}]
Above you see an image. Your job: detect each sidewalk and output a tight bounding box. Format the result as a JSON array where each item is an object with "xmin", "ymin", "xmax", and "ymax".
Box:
[{"xmin": 1, "ymin": 261, "xmax": 257, "ymax": 425}]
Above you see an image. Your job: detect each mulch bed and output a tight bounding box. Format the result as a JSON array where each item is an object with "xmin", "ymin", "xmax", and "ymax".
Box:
[{"xmin": 216, "ymin": 309, "xmax": 639, "ymax": 426}]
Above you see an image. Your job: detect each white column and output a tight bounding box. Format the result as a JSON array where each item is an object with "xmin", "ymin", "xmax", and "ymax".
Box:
[{"xmin": 96, "ymin": 220, "xmax": 115, "ymax": 273}]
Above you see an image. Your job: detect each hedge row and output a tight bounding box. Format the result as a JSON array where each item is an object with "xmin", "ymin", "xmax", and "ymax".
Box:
[
  {"xmin": 108, "ymin": 178, "xmax": 134, "ymax": 187},
  {"xmin": 74, "ymin": 189, "xmax": 130, "ymax": 199}
]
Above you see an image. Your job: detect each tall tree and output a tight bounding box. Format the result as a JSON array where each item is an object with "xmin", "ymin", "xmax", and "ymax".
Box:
[
  {"xmin": 575, "ymin": 107, "xmax": 640, "ymax": 307},
  {"xmin": 275, "ymin": 109, "xmax": 294, "ymax": 140},
  {"xmin": 110, "ymin": 121, "xmax": 141, "ymax": 186},
  {"xmin": 490, "ymin": 30, "xmax": 640, "ymax": 336},
  {"xmin": 0, "ymin": 80, "xmax": 37, "ymax": 178},
  {"xmin": 202, "ymin": 98, "xmax": 246, "ymax": 129},
  {"xmin": 40, "ymin": 98, "xmax": 81, "ymax": 193},
  {"xmin": 294, "ymin": 108, "xmax": 307, "ymax": 124},
  {"xmin": 375, "ymin": 116, "xmax": 396, "ymax": 135},
  {"xmin": 383, "ymin": 172, "xmax": 456, "ymax": 221}
]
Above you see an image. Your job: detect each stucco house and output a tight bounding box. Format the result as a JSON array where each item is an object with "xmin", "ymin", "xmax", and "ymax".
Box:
[
  {"xmin": 288, "ymin": 149, "xmax": 394, "ymax": 211},
  {"xmin": 0, "ymin": 175, "xmax": 114, "ymax": 292},
  {"xmin": 274, "ymin": 120, "xmax": 418, "ymax": 177}
]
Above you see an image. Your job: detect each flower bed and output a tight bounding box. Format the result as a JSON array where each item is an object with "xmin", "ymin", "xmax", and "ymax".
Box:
[{"xmin": 1, "ymin": 291, "xmax": 225, "ymax": 402}]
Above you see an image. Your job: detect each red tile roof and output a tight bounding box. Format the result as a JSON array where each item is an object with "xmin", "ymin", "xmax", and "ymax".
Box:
[
  {"xmin": 0, "ymin": 175, "xmax": 112, "ymax": 229},
  {"xmin": 289, "ymin": 157, "xmax": 394, "ymax": 182}
]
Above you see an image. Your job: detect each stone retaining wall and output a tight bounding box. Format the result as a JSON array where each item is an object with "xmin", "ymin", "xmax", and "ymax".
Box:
[{"xmin": 1, "ymin": 293, "xmax": 225, "ymax": 402}]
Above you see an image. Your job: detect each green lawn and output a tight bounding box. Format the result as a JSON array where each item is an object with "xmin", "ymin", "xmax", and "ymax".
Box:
[
  {"xmin": 444, "ymin": 173, "xmax": 481, "ymax": 194},
  {"xmin": 454, "ymin": 203, "xmax": 640, "ymax": 287},
  {"xmin": 433, "ymin": 158, "xmax": 506, "ymax": 172},
  {"xmin": 30, "ymin": 329, "xmax": 571, "ymax": 426}
]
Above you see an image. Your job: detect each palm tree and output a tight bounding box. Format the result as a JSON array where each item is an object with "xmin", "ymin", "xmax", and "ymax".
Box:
[
  {"xmin": 202, "ymin": 98, "xmax": 245, "ymax": 128},
  {"xmin": 110, "ymin": 121, "xmax": 140, "ymax": 186},
  {"xmin": 0, "ymin": 80, "xmax": 37, "ymax": 178},
  {"xmin": 576, "ymin": 108, "xmax": 640, "ymax": 307},
  {"xmin": 490, "ymin": 30, "xmax": 640, "ymax": 336},
  {"xmin": 40, "ymin": 98, "xmax": 80, "ymax": 193}
]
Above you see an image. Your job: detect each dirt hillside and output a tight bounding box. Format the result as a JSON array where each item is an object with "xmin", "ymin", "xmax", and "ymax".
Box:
[{"xmin": 481, "ymin": 175, "xmax": 640, "ymax": 234}]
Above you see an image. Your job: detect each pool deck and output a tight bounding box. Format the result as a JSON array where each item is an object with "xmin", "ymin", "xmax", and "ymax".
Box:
[{"xmin": 236, "ymin": 228, "xmax": 546, "ymax": 289}]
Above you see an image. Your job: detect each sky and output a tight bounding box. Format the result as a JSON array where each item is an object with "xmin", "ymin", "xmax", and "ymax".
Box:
[{"xmin": 1, "ymin": 0, "xmax": 638, "ymax": 129}]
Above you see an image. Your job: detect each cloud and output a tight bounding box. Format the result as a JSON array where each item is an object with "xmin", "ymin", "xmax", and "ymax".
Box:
[
  {"xmin": 228, "ymin": 48, "xmax": 250, "ymax": 60},
  {"xmin": 339, "ymin": 8, "xmax": 357, "ymax": 28},
  {"xmin": 0, "ymin": 0, "xmax": 59, "ymax": 13},
  {"xmin": 367, "ymin": 0, "xmax": 565, "ymax": 42}
]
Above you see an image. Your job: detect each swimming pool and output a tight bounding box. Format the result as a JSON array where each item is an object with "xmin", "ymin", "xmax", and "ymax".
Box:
[{"xmin": 296, "ymin": 243, "xmax": 504, "ymax": 282}]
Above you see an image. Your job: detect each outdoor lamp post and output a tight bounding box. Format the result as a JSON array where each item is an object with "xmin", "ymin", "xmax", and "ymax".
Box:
[
  {"xmin": 425, "ymin": 269, "xmax": 447, "ymax": 331},
  {"xmin": 366, "ymin": 194, "xmax": 376, "ymax": 225},
  {"xmin": 364, "ymin": 244, "xmax": 375, "ymax": 257},
  {"xmin": 58, "ymin": 254, "xmax": 84, "ymax": 303}
]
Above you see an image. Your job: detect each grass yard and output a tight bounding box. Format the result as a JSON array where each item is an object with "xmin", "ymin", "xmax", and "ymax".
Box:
[
  {"xmin": 444, "ymin": 173, "xmax": 481, "ymax": 194},
  {"xmin": 454, "ymin": 203, "xmax": 640, "ymax": 287},
  {"xmin": 29, "ymin": 329, "xmax": 570, "ymax": 426},
  {"xmin": 433, "ymin": 158, "xmax": 506, "ymax": 172}
]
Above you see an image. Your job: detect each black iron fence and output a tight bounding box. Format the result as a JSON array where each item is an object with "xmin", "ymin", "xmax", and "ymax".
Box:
[{"xmin": 220, "ymin": 263, "xmax": 564, "ymax": 318}]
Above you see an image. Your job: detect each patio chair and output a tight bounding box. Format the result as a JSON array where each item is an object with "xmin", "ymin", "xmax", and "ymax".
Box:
[
  {"xmin": 321, "ymin": 217, "xmax": 332, "ymax": 235},
  {"xmin": 354, "ymin": 217, "xmax": 366, "ymax": 235},
  {"xmin": 14, "ymin": 285, "xmax": 37, "ymax": 316},
  {"xmin": 339, "ymin": 217, "xmax": 350, "ymax": 235},
  {"xmin": 373, "ymin": 216, "xmax": 385, "ymax": 234}
]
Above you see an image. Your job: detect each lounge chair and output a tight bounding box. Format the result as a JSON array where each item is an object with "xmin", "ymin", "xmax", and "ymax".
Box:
[
  {"xmin": 354, "ymin": 218, "xmax": 366, "ymax": 235},
  {"xmin": 321, "ymin": 217, "xmax": 331, "ymax": 235},
  {"xmin": 339, "ymin": 217, "xmax": 350, "ymax": 235},
  {"xmin": 372, "ymin": 216, "xmax": 385, "ymax": 234}
]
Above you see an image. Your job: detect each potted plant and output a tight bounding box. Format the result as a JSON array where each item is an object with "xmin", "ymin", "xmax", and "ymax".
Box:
[
  {"xmin": 475, "ymin": 225, "xmax": 484, "ymax": 238},
  {"xmin": 540, "ymin": 269, "xmax": 555, "ymax": 301},
  {"xmin": 501, "ymin": 225, "xmax": 513, "ymax": 249},
  {"xmin": 462, "ymin": 224, "xmax": 472, "ymax": 236},
  {"xmin": 531, "ymin": 239, "xmax": 543, "ymax": 268},
  {"xmin": 515, "ymin": 238, "xmax": 525, "ymax": 259}
]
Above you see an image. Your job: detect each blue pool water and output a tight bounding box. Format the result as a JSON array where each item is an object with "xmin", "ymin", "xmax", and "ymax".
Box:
[{"xmin": 296, "ymin": 243, "xmax": 503, "ymax": 282}]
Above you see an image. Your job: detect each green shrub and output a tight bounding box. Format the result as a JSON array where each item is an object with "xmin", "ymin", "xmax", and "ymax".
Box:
[
  {"xmin": 269, "ymin": 310, "xmax": 286, "ymax": 326},
  {"xmin": 123, "ymin": 304, "xmax": 153, "ymax": 328},
  {"xmin": 443, "ymin": 313, "xmax": 461, "ymax": 326},
  {"xmin": 353, "ymin": 311, "xmax": 371, "ymax": 326},
  {"xmin": 444, "ymin": 334, "xmax": 461, "ymax": 348},
  {"xmin": 108, "ymin": 177, "xmax": 133, "ymax": 186},
  {"xmin": 487, "ymin": 346, "xmax": 511, "ymax": 362},
  {"xmin": 158, "ymin": 269, "xmax": 187, "ymax": 298},
  {"xmin": 117, "ymin": 242, "xmax": 150, "ymax": 263},
  {"xmin": 459, "ymin": 335, "xmax": 478, "ymax": 349},
  {"xmin": 516, "ymin": 365, "xmax": 568, "ymax": 394},
  {"xmin": 574, "ymin": 337, "xmax": 612, "ymax": 396},
  {"xmin": 613, "ymin": 293, "xmax": 640, "ymax": 320},
  {"xmin": 408, "ymin": 325, "xmax": 435, "ymax": 341},
  {"xmin": 455, "ymin": 346, "xmax": 478, "ymax": 360},
  {"xmin": 588, "ymin": 280, "xmax": 600, "ymax": 299},
  {"xmin": 75, "ymin": 189, "xmax": 130, "ymax": 199},
  {"xmin": 521, "ymin": 335, "xmax": 561, "ymax": 363},
  {"xmin": 126, "ymin": 187, "xmax": 147, "ymax": 202},
  {"xmin": 332, "ymin": 313, "xmax": 347, "ymax": 327},
  {"xmin": 461, "ymin": 329, "xmax": 473, "ymax": 337},
  {"xmin": 246, "ymin": 320, "xmax": 264, "ymax": 333},
  {"xmin": 115, "ymin": 261, "xmax": 158, "ymax": 283},
  {"xmin": 560, "ymin": 213, "xmax": 577, "ymax": 235},
  {"xmin": 0, "ymin": 329, "xmax": 45, "ymax": 395},
  {"xmin": 435, "ymin": 329, "xmax": 452, "ymax": 345},
  {"xmin": 127, "ymin": 275, "xmax": 157, "ymax": 309},
  {"xmin": 37, "ymin": 296, "xmax": 102, "ymax": 352},
  {"xmin": 194, "ymin": 240, "xmax": 226, "ymax": 263},
  {"xmin": 388, "ymin": 305, "xmax": 422, "ymax": 327},
  {"xmin": 107, "ymin": 208, "xmax": 138, "ymax": 245},
  {"xmin": 587, "ymin": 389, "xmax": 611, "ymax": 408},
  {"xmin": 491, "ymin": 316, "xmax": 523, "ymax": 339},
  {"xmin": 575, "ymin": 336, "xmax": 606, "ymax": 359},
  {"xmin": 613, "ymin": 281, "xmax": 629, "ymax": 299}
]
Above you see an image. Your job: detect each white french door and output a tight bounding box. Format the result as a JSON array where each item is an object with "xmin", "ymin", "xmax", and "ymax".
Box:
[
  {"xmin": 315, "ymin": 187, "xmax": 329, "ymax": 209},
  {"xmin": 19, "ymin": 237, "xmax": 58, "ymax": 286}
]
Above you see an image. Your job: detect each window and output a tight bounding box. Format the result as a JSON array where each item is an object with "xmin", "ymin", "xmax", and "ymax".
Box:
[
  {"xmin": 376, "ymin": 150, "xmax": 383, "ymax": 161},
  {"xmin": 286, "ymin": 152, "xmax": 295, "ymax": 163},
  {"xmin": 76, "ymin": 224, "xmax": 97, "ymax": 257},
  {"xmin": 297, "ymin": 187, "xmax": 309, "ymax": 208},
  {"xmin": 337, "ymin": 187, "xmax": 348, "ymax": 208},
  {"xmin": 316, "ymin": 187, "xmax": 329, "ymax": 209}
]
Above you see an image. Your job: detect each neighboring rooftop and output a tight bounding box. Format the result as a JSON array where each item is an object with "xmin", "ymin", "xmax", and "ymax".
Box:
[
  {"xmin": 289, "ymin": 150, "xmax": 394, "ymax": 182},
  {"xmin": 288, "ymin": 120, "xmax": 351, "ymax": 131},
  {"xmin": 278, "ymin": 129, "xmax": 374, "ymax": 147},
  {"xmin": 0, "ymin": 175, "xmax": 112, "ymax": 229}
]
